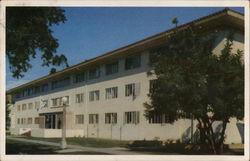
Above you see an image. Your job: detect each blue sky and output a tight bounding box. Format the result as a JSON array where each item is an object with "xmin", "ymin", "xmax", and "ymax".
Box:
[{"xmin": 6, "ymin": 7, "xmax": 244, "ymax": 90}]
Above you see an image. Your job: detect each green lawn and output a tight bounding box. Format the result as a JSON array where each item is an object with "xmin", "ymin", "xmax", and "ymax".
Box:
[
  {"xmin": 6, "ymin": 139, "xmax": 110, "ymax": 155},
  {"xmin": 18, "ymin": 136, "xmax": 129, "ymax": 148},
  {"xmin": 6, "ymin": 139, "xmax": 59, "ymax": 154}
]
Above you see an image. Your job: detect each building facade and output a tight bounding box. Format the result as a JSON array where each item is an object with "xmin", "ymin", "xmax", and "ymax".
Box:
[{"xmin": 7, "ymin": 9, "xmax": 244, "ymax": 144}]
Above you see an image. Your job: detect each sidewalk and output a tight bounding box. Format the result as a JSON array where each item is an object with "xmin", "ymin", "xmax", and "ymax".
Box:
[{"xmin": 7, "ymin": 136, "xmax": 139, "ymax": 155}]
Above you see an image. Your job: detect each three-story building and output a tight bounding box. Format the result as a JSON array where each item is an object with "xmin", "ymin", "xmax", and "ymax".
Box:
[{"xmin": 7, "ymin": 8, "xmax": 244, "ymax": 144}]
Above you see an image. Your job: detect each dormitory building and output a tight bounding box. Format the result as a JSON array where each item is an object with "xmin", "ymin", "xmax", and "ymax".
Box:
[{"xmin": 7, "ymin": 8, "xmax": 244, "ymax": 144}]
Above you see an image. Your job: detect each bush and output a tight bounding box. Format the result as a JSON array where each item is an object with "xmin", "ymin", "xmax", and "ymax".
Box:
[{"xmin": 128, "ymin": 140, "xmax": 163, "ymax": 147}]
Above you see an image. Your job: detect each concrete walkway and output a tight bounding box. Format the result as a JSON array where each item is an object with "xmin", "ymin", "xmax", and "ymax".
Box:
[{"xmin": 7, "ymin": 137, "xmax": 139, "ymax": 155}]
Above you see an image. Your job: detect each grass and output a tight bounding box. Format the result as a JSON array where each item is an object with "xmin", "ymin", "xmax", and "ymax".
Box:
[
  {"xmin": 17, "ymin": 136, "xmax": 129, "ymax": 148},
  {"xmin": 6, "ymin": 139, "xmax": 59, "ymax": 154},
  {"xmin": 128, "ymin": 144, "xmax": 244, "ymax": 155},
  {"xmin": 6, "ymin": 139, "xmax": 110, "ymax": 155}
]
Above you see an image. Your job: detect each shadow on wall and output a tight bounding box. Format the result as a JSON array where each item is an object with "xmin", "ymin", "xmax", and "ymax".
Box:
[
  {"xmin": 181, "ymin": 122, "xmax": 244, "ymax": 144},
  {"xmin": 236, "ymin": 122, "xmax": 244, "ymax": 143},
  {"xmin": 181, "ymin": 127, "xmax": 191, "ymax": 143}
]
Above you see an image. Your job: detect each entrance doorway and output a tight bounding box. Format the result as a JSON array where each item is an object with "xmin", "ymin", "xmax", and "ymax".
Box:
[{"xmin": 43, "ymin": 113, "xmax": 62, "ymax": 129}]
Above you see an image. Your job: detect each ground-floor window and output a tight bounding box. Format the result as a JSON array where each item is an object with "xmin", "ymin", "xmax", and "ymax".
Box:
[
  {"xmin": 35, "ymin": 117, "xmax": 40, "ymax": 124},
  {"xmin": 89, "ymin": 114, "xmax": 99, "ymax": 124},
  {"xmin": 75, "ymin": 115, "xmax": 84, "ymax": 124},
  {"xmin": 17, "ymin": 118, "xmax": 20, "ymax": 124},
  {"xmin": 27, "ymin": 118, "xmax": 32, "ymax": 124},
  {"xmin": 124, "ymin": 111, "xmax": 140, "ymax": 124},
  {"xmin": 105, "ymin": 113, "xmax": 117, "ymax": 124},
  {"xmin": 148, "ymin": 113, "xmax": 170, "ymax": 124},
  {"xmin": 44, "ymin": 114, "xmax": 62, "ymax": 129}
]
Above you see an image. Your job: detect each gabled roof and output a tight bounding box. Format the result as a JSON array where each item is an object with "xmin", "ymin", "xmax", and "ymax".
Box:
[{"xmin": 6, "ymin": 8, "xmax": 244, "ymax": 94}]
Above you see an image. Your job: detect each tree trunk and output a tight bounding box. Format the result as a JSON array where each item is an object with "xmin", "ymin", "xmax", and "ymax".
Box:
[{"xmin": 216, "ymin": 119, "xmax": 228, "ymax": 154}]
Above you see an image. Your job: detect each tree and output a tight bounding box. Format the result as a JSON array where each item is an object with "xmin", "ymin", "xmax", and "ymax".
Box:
[
  {"xmin": 172, "ymin": 17, "xmax": 178, "ymax": 27},
  {"xmin": 144, "ymin": 23, "xmax": 244, "ymax": 154},
  {"xmin": 6, "ymin": 7, "xmax": 68, "ymax": 78}
]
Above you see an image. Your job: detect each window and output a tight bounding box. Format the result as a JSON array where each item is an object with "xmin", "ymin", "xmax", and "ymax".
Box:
[
  {"xmin": 51, "ymin": 96, "xmax": 69, "ymax": 107},
  {"xmin": 124, "ymin": 111, "xmax": 140, "ymax": 124},
  {"xmin": 17, "ymin": 105, "xmax": 21, "ymax": 111},
  {"xmin": 21, "ymin": 118, "xmax": 26, "ymax": 124},
  {"xmin": 105, "ymin": 113, "xmax": 117, "ymax": 124},
  {"xmin": 34, "ymin": 86, "xmax": 41, "ymax": 94},
  {"xmin": 125, "ymin": 54, "xmax": 141, "ymax": 70},
  {"xmin": 52, "ymin": 98, "xmax": 58, "ymax": 107},
  {"xmin": 52, "ymin": 77, "xmax": 70, "ymax": 90},
  {"xmin": 17, "ymin": 118, "xmax": 20, "ymax": 124},
  {"xmin": 23, "ymin": 89, "xmax": 28, "ymax": 97},
  {"xmin": 106, "ymin": 87, "xmax": 118, "ymax": 99},
  {"xmin": 76, "ymin": 93, "xmax": 84, "ymax": 103},
  {"xmin": 148, "ymin": 113, "xmax": 169, "ymax": 124},
  {"xmin": 35, "ymin": 117, "xmax": 40, "ymax": 124},
  {"xmin": 75, "ymin": 115, "xmax": 84, "ymax": 124},
  {"xmin": 15, "ymin": 92, "xmax": 21, "ymax": 99},
  {"xmin": 28, "ymin": 103, "xmax": 33, "ymax": 110},
  {"xmin": 73, "ymin": 72, "xmax": 85, "ymax": 83},
  {"xmin": 41, "ymin": 83, "xmax": 49, "ymax": 92},
  {"xmin": 125, "ymin": 83, "xmax": 140, "ymax": 96},
  {"xmin": 27, "ymin": 87, "xmax": 35, "ymax": 96},
  {"xmin": 28, "ymin": 118, "xmax": 32, "ymax": 124},
  {"xmin": 89, "ymin": 90, "xmax": 100, "ymax": 102},
  {"xmin": 89, "ymin": 114, "xmax": 99, "ymax": 124},
  {"xmin": 149, "ymin": 79, "xmax": 157, "ymax": 93},
  {"xmin": 106, "ymin": 62, "xmax": 119, "ymax": 75},
  {"xmin": 22, "ymin": 104, "xmax": 27, "ymax": 111},
  {"xmin": 89, "ymin": 67, "xmax": 101, "ymax": 80},
  {"xmin": 35, "ymin": 101, "xmax": 40, "ymax": 109}
]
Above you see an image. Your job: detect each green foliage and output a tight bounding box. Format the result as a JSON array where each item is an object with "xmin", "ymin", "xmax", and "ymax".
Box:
[
  {"xmin": 6, "ymin": 7, "xmax": 68, "ymax": 78},
  {"xmin": 145, "ymin": 24, "xmax": 244, "ymax": 154},
  {"xmin": 172, "ymin": 17, "xmax": 178, "ymax": 27}
]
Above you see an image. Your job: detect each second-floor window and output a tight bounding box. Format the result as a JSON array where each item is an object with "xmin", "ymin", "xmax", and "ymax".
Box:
[
  {"xmin": 51, "ymin": 96, "xmax": 69, "ymax": 107},
  {"xmin": 106, "ymin": 62, "xmax": 119, "ymax": 75},
  {"xmin": 89, "ymin": 90, "xmax": 100, "ymax": 102},
  {"xmin": 89, "ymin": 67, "xmax": 101, "ymax": 80},
  {"xmin": 28, "ymin": 103, "xmax": 33, "ymax": 110},
  {"xmin": 106, "ymin": 87, "xmax": 118, "ymax": 99},
  {"xmin": 89, "ymin": 114, "xmax": 99, "ymax": 124},
  {"xmin": 149, "ymin": 79, "xmax": 157, "ymax": 93},
  {"xmin": 17, "ymin": 105, "xmax": 21, "ymax": 111},
  {"xmin": 125, "ymin": 54, "xmax": 141, "ymax": 70},
  {"xmin": 76, "ymin": 93, "xmax": 84, "ymax": 103},
  {"xmin": 125, "ymin": 83, "xmax": 140, "ymax": 96},
  {"xmin": 22, "ymin": 104, "xmax": 27, "ymax": 111},
  {"xmin": 35, "ymin": 101, "xmax": 40, "ymax": 109}
]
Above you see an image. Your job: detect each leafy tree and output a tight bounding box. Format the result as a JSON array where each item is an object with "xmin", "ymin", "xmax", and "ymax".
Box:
[
  {"xmin": 172, "ymin": 17, "xmax": 178, "ymax": 27},
  {"xmin": 6, "ymin": 7, "xmax": 68, "ymax": 78},
  {"xmin": 145, "ymin": 24, "xmax": 244, "ymax": 154}
]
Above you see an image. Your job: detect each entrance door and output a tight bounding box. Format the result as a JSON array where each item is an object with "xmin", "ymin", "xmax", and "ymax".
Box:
[{"xmin": 45, "ymin": 114, "xmax": 56, "ymax": 129}]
